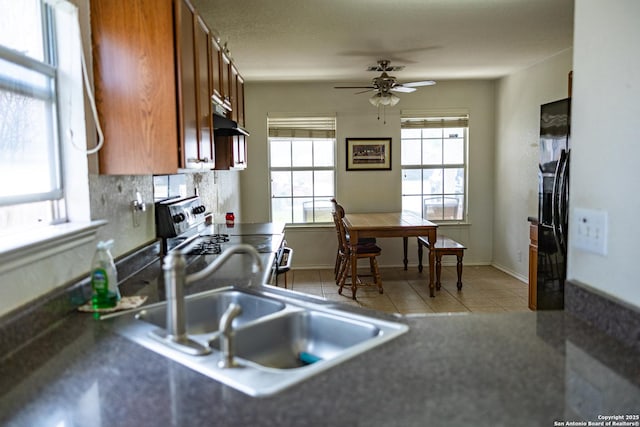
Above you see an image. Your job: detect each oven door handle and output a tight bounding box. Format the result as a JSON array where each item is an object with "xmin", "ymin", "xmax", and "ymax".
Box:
[{"xmin": 276, "ymin": 247, "xmax": 293, "ymax": 274}]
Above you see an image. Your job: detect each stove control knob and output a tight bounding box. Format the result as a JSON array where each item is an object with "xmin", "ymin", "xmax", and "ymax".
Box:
[
  {"xmin": 172, "ymin": 213, "xmax": 186, "ymax": 223},
  {"xmin": 192, "ymin": 205, "xmax": 206, "ymax": 214}
]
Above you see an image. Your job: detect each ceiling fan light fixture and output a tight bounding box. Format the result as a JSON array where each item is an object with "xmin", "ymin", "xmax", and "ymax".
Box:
[{"xmin": 369, "ymin": 92, "xmax": 400, "ymax": 107}]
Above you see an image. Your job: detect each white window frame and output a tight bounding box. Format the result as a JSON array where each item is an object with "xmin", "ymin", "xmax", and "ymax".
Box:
[
  {"xmin": 0, "ymin": 1, "xmax": 64, "ymax": 224},
  {"xmin": 0, "ymin": 0, "xmax": 99, "ymax": 275},
  {"xmin": 267, "ymin": 115, "xmax": 337, "ymax": 225},
  {"xmin": 401, "ymin": 112, "xmax": 469, "ymax": 223}
]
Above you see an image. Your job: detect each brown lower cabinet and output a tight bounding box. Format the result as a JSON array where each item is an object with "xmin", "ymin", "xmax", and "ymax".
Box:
[{"xmin": 528, "ymin": 222, "xmax": 538, "ymax": 310}]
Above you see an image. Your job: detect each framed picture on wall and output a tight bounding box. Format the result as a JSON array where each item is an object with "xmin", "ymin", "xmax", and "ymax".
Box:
[{"xmin": 346, "ymin": 138, "xmax": 392, "ymax": 171}]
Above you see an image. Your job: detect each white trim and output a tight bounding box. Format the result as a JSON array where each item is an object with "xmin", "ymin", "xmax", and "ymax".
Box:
[
  {"xmin": 0, "ymin": 220, "xmax": 106, "ymax": 274},
  {"xmin": 490, "ymin": 262, "xmax": 528, "ymax": 284}
]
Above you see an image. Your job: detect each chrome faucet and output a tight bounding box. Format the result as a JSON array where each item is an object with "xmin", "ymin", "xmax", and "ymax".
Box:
[
  {"xmin": 218, "ymin": 303, "xmax": 242, "ymax": 368},
  {"xmin": 155, "ymin": 244, "xmax": 263, "ymax": 356}
]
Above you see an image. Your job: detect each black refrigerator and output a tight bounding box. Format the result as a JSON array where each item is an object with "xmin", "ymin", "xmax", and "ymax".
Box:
[{"xmin": 537, "ymin": 98, "xmax": 571, "ymax": 310}]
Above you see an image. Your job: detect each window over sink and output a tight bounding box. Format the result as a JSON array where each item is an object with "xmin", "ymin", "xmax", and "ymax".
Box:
[
  {"xmin": 0, "ymin": 0, "xmax": 65, "ymax": 235},
  {"xmin": 268, "ymin": 115, "xmax": 336, "ymax": 225}
]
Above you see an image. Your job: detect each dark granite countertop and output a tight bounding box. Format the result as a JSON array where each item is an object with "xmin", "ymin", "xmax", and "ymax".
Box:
[
  {"xmin": 1, "ymin": 293, "xmax": 639, "ymax": 426},
  {"xmin": 1, "ymin": 222, "xmax": 638, "ymax": 426}
]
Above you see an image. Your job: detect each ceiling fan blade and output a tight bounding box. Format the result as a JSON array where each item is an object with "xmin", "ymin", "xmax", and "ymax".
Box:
[
  {"xmin": 402, "ymin": 80, "xmax": 436, "ymax": 88},
  {"xmin": 391, "ymin": 86, "xmax": 416, "ymax": 93},
  {"xmin": 334, "ymin": 86, "xmax": 375, "ymax": 89},
  {"xmin": 354, "ymin": 88, "xmax": 376, "ymax": 94}
]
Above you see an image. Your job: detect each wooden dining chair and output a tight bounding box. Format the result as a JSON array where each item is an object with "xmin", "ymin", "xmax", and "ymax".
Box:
[
  {"xmin": 330, "ymin": 198, "xmax": 376, "ymax": 281},
  {"xmin": 333, "ymin": 211, "xmax": 383, "ymax": 299}
]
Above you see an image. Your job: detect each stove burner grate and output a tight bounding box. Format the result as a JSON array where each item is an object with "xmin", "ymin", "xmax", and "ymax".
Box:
[
  {"xmin": 200, "ymin": 233, "xmax": 230, "ymax": 244},
  {"xmin": 186, "ymin": 234, "xmax": 229, "ymax": 255},
  {"xmin": 188, "ymin": 241, "xmax": 222, "ymax": 255}
]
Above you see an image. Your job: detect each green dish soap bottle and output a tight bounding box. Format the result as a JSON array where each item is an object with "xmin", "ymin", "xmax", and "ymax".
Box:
[{"xmin": 91, "ymin": 240, "xmax": 121, "ymax": 309}]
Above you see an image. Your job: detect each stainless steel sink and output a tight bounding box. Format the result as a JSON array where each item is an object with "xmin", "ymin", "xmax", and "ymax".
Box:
[
  {"xmin": 210, "ymin": 310, "xmax": 380, "ymax": 369},
  {"xmin": 104, "ymin": 286, "xmax": 408, "ymax": 397},
  {"xmin": 135, "ymin": 289, "xmax": 285, "ymax": 335}
]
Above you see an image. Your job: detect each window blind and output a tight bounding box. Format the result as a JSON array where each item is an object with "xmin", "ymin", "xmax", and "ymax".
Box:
[
  {"xmin": 268, "ymin": 115, "xmax": 336, "ymax": 138},
  {"xmin": 401, "ymin": 111, "xmax": 469, "ymax": 129}
]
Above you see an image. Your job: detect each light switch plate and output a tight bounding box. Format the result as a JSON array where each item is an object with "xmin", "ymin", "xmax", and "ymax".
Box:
[{"xmin": 572, "ymin": 208, "xmax": 608, "ymax": 256}]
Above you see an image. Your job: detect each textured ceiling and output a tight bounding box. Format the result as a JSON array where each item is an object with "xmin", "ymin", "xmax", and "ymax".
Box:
[{"xmin": 193, "ymin": 0, "xmax": 574, "ymax": 84}]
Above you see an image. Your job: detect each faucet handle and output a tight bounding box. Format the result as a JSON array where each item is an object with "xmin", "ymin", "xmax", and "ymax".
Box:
[{"xmin": 218, "ymin": 303, "xmax": 243, "ymax": 368}]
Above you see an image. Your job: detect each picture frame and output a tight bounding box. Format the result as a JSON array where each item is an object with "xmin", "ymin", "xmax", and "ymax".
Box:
[{"xmin": 346, "ymin": 138, "xmax": 392, "ymax": 171}]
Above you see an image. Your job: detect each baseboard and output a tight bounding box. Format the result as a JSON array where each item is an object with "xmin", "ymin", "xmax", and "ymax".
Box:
[
  {"xmin": 490, "ymin": 262, "xmax": 528, "ymax": 283},
  {"xmin": 291, "ymin": 261, "xmax": 493, "ymax": 271}
]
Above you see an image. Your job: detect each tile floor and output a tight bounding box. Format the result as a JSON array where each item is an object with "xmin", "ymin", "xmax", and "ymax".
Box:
[{"xmin": 283, "ymin": 265, "xmax": 530, "ymax": 315}]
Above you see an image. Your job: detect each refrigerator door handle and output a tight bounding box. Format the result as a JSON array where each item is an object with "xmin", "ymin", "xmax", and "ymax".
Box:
[
  {"xmin": 557, "ymin": 150, "xmax": 570, "ymax": 254},
  {"xmin": 551, "ymin": 149, "xmax": 567, "ymax": 253}
]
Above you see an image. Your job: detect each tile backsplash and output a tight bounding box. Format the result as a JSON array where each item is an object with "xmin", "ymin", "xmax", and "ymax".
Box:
[{"xmin": 89, "ymin": 171, "xmax": 219, "ymax": 258}]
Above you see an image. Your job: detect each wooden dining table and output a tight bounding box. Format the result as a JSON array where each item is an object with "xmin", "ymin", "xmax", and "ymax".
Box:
[{"xmin": 342, "ymin": 212, "xmax": 438, "ymax": 297}]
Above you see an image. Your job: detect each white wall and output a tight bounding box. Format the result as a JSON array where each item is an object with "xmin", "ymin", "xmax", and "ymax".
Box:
[
  {"xmin": 493, "ymin": 50, "xmax": 573, "ymax": 279},
  {"xmin": 241, "ymin": 80, "xmax": 496, "ymax": 268},
  {"xmin": 568, "ymin": 0, "xmax": 640, "ymax": 308}
]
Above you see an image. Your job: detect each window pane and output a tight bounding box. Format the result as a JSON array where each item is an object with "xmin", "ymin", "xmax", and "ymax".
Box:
[
  {"xmin": 401, "ymin": 169, "xmax": 422, "ymax": 195},
  {"xmin": 314, "ymin": 170, "xmax": 334, "ymax": 196},
  {"xmin": 314, "ymin": 198, "xmax": 333, "ymax": 222},
  {"xmin": 444, "ymin": 168, "xmax": 465, "ymax": 194},
  {"xmin": 292, "ymin": 171, "xmax": 312, "ymax": 197},
  {"xmin": 445, "ymin": 128, "xmax": 464, "ymax": 138},
  {"xmin": 423, "ymin": 196, "xmax": 444, "ymax": 221},
  {"xmin": 291, "ymin": 139, "xmax": 312, "ymax": 167},
  {"xmin": 443, "ymin": 138, "xmax": 464, "ymax": 164},
  {"xmin": 401, "ymin": 128, "xmax": 421, "ymax": 139},
  {"xmin": 423, "ymin": 169, "xmax": 442, "ymax": 195},
  {"xmin": 271, "ymin": 198, "xmax": 292, "ymax": 223},
  {"xmin": 270, "ymin": 171, "xmax": 291, "ymax": 197},
  {"xmin": 402, "ymin": 195, "xmax": 422, "ymax": 217},
  {"xmin": 295, "ymin": 197, "xmax": 313, "ymax": 223},
  {"xmin": 448, "ymin": 195, "xmax": 464, "ymax": 221},
  {"xmin": 401, "ymin": 139, "xmax": 421, "ymax": 165},
  {"xmin": 313, "ymin": 139, "xmax": 334, "ymax": 166},
  {"xmin": 0, "ymin": 0, "xmax": 45, "ymax": 62},
  {"xmin": 0, "ymin": 86, "xmax": 58, "ymax": 200},
  {"xmin": 423, "ymin": 128, "xmax": 442, "ymax": 138},
  {"xmin": 270, "ymin": 139, "xmax": 291, "ymax": 167},
  {"xmin": 422, "ymin": 139, "xmax": 442, "ymax": 165}
]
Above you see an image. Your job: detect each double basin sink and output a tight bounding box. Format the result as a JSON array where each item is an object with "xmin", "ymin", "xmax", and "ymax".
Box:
[{"xmin": 104, "ymin": 286, "xmax": 408, "ymax": 397}]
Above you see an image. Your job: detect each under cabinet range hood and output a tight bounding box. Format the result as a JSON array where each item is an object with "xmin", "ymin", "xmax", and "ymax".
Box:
[{"xmin": 213, "ymin": 113, "xmax": 250, "ymax": 136}]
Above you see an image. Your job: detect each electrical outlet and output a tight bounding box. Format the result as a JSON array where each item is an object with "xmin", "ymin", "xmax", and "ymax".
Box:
[{"xmin": 572, "ymin": 208, "xmax": 608, "ymax": 256}]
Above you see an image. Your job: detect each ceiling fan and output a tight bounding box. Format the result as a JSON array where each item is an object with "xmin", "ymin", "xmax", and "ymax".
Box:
[{"xmin": 334, "ymin": 59, "xmax": 436, "ymax": 107}]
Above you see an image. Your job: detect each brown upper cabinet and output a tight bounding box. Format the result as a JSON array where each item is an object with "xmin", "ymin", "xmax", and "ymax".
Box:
[
  {"xmin": 91, "ymin": 0, "xmax": 246, "ymax": 174},
  {"xmin": 210, "ymin": 39, "xmax": 225, "ymax": 110},
  {"xmin": 220, "ymin": 51, "xmax": 232, "ymax": 112},
  {"xmin": 90, "ymin": 0, "xmax": 179, "ymax": 174}
]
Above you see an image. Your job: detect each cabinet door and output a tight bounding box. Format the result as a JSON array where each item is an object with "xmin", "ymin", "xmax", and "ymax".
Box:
[
  {"xmin": 195, "ymin": 15, "xmax": 214, "ymax": 166},
  {"xmin": 234, "ymin": 135, "xmax": 247, "ymax": 168},
  {"xmin": 91, "ymin": 0, "xmax": 178, "ymax": 174},
  {"xmin": 176, "ymin": 0, "xmax": 199, "ymax": 168},
  {"xmin": 236, "ymin": 72, "xmax": 245, "ymax": 126},
  {"xmin": 210, "ymin": 38, "xmax": 223, "ymax": 107},
  {"xmin": 221, "ymin": 52, "xmax": 232, "ymax": 111},
  {"xmin": 214, "ymin": 135, "xmax": 245, "ymax": 170},
  {"xmin": 230, "ymin": 64, "xmax": 239, "ymax": 121}
]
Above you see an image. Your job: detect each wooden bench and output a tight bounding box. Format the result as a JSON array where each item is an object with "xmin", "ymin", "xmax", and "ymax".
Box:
[{"xmin": 417, "ymin": 236, "xmax": 467, "ymax": 291}]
